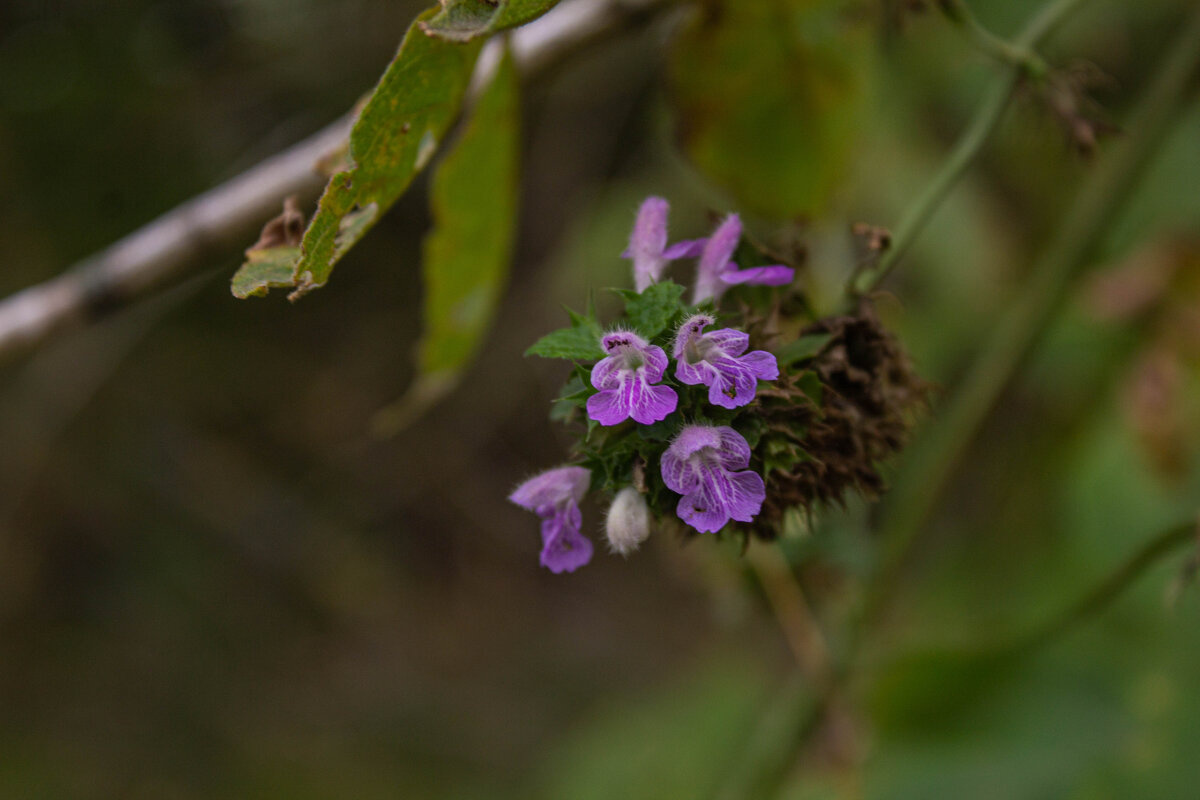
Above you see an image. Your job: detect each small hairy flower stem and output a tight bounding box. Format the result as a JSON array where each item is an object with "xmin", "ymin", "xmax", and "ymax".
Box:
[
  {"xmin": 848, "ymin": 0, "xmax": 1090, "ymax": 300},
  {"xmin": 870, "ymin": 2, "xmax": 1200, "ymax": 624},
  {"xmin": 747, "ymin": 543, "xmax": 832, "ymax": 686}
]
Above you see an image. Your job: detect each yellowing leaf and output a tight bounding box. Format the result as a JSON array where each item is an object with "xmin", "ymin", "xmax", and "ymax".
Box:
[
  {"xmin": 421, "ymin": 0, "xmax": 561, "ymax": 42},
  {"xmin": 231, "ymin": 7, "xmax": 481, "ymax": 299},
  {"xmin": 230, "ymin": 246, "xmax": 302, "ymax": 299}
]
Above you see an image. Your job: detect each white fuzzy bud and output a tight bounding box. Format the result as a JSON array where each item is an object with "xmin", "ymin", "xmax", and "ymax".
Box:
[{"xmin": 605, "ymin": 487, "xmax": 651, "ymax": 556}]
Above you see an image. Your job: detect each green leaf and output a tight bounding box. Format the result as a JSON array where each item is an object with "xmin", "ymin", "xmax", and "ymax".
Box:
[
  {"xmin": 526, "ymin": 309, "xmax": 604, "ymax": 360},
  {"xmin": 796, "ymin": 370, "xmax": 824, "ymax": 405},
  {"xmin": 550, "ymin": 374, "xmax": 591, "ymax": 421},
  {"xmin": 525, "ymin": 326, "xmax": 604, "ymax": 360},
  {"xmin": 231, "ymin": 8, "xmax": 482, "ymax": 299},
  {"xmin": 618, "ymin": 280, "xmax": 688, "ymax": 339},
  {"xmin": 762, "ymin": 437, "xmax": 807, "ymax": 477},
  {"xmin": 669, "ymin": 0, "xmax": 869, "ymax": 218},
  {"xmin": 371, "ymin": 46, "xmax": 520, "ymax": 437},
  {"xmin": 421, "ymin": 0, "xmax": 561, "ymax": 43},
  {"xmin": 230, "ymin": 246, "xmax": 301, "ymax": 299},
  {"xmin": 773, "ymin": 332, "xmax": 833, "ymax": 369},
  {"xmin": 417, "ymin": 46, "xmax": 519, "ymax": 379}
]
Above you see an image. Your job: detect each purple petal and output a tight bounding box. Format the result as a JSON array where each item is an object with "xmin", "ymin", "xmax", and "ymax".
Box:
[
  {"xmin": 675, "ymin": 335, "xmax": 775, "ymax": 408},
  {"xmin": 628, "ymin": 197, "xmax": 670, "ymax": 292},
  {"xmin": 693, "ymin": 215, "xmax": 742, "ymax": 303},
  {"xmin": 660, "ymin": 448, "xmax": 698, "ymax": 495},
  {"xmin": 702, "ymin": 357, "xmax": 757, "ymax": 409},
  {"xmin": 641, "ymin": 344, "xmax": 669, "ymax": 383},
  {"xmin": 665, "ymin": 425, "xmax": 723, "ymax": 461},
  {"xmin": 672, "ymin": 314, "xmax": 715, "ymax": 360},
  {"xmin": 618, "ymin": 375, "xmax": 677, "ymax": 425},
  {"xmin": 675, "ymin": 466, "xmax": 764, "ymax": 534},
  {"xmin": 510, "ymin": 466, "xmax": 591, "ymax": 511},
  {"xmin": 601, "ymin": 330, "xmax": 650, "ymax": 353},
  {"xmin": 740, "ymin": 350, "xmax": 779, "ymax": 381},
  {"xmin": 540, "ymin": 502, "xmax": 593, "ymax": 573},
  {"xmin": 723, "ymin": 470, "xmax": 765, "ymax": 522},
  {"xmin": 590, "ymin": 355, "xmax": 623, "ymax": 391},
  {"xmin": 587, "ymin": 388, "xmax": 629, "ymax": 426},
  {"xmin": 702, "ymin": 216, "xmax": 742, "ymax": 273},
  {"xmin": 674, "ymin": 356, "xmax": 715, "ymax": 389},
  {"xmin": 587, "ymin": 376, "xmax": 677, "ymax": 426},
  {"xmin": 713, "ymin": 426, "xmax": 752, "ymax": 469},
  {"xmin": 630, "ymin": 383, "xmax": 678, "ymax": 425},
  {"xmin": 719, "ymin": 264, "xmax": 795, "ymax": 287},
  {"xmin": 675, "ymin": 491, "xmax": 730, "ymax": 534},
  {"xmin": 663, "ymin": 238, "xmax": 708, "ymax": 259},
  {"xmin": 704, "ymin": 327, "xmax": 750, "ymax": 357}
]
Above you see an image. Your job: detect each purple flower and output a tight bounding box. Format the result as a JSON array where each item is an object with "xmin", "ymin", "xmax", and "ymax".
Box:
[
  {"xmin": 661, "ymin": 425, "xmax": 765, "ymax": 533},
  {"xmin": 692, "ymin": 214, "xmax": 795, "ymax": 303},
  {"xmin": 509, "ymin": 466, "xmax": 593, "ymax": 573},
  {"xmin": 623, "ymin": 197, "xmax": 707, "ymax": 292},
  {"xmin": 673, "ymin": 314, "xmax": 779, "ymax": 409},
  {"xmin": 587, "ymin": 331, "xmax": 679, "ymax": 426}
]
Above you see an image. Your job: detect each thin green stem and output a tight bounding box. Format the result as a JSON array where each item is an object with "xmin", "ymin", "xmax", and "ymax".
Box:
[
  {"xmin": 748, "ymin": 542, "xmax": 833, "ymax": 686},
  {"xmin": 938, "ymin": 0, "xmax": 1049, "ymax": 77},
  {"xmin": 849, "ymin": 0, "xmax": 1089, "ymax": 299},
  {"xmin": 862, "ymin": 521, "xmax": 1197, "ymax": 675},
  {"xmin": 870, "ymin": 3, "xmax": 1200, "ymax": 622},
  {"xmin": 1010, "ymin": 521, "xmax": 1198, "ymax": 654}
]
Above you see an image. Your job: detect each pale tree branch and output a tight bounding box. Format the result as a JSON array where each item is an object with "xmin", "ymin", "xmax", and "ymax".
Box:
[{"xmin": 0, "ymin": 0, "xmax": 673, "ymax": 364}]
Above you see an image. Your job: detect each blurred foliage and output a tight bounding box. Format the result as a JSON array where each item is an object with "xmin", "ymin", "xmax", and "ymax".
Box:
[
  {"xmin": 2, "ymin": 0, "xmax": 1200, "ymax": 797},
  {"xmin": 669, "ymin": 0, "xmax": 870, "ymax": 218}
]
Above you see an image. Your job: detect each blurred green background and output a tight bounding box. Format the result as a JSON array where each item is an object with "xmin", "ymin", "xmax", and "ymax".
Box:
[{"xmin": 1, "ymin": 0, "xmax": 1199, "ymax": 797}]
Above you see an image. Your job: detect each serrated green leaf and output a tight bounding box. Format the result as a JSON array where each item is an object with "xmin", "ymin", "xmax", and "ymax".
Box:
[
  {"xmin": 421, "ymin": 0, "xmax": 560, "ymax": 43},
  {"xmin": 555, "ymin": 374, "xmax": 589, "ymax": 403},
  {"xmin": 550, "ymin": 374, "xmax": 594, "ymax": 421},
  {"xmin": 525, "ymin": 326, "xmax": 605, "ymax": 360},
  {"xmin": 620, "ymin": 281, "xmax": 687, "ymax": 339},
  {"xmin": 762, "ymin": 437, "xmax": 808, "ymax": 477},
  {"xmin": 230, "ymin": 246, "xmax": 302, "ymax": 299},
  {"xmin": 526, "ymin": 308, "xmax": 603, "ymax": 360},
  {"xmin": 774, "ymin": 332, "xmax": 834, "ymax": 369},
  {"xmin": 567, "ymin": 306, "xmax": 600, "ymax": 331},
  {"xmin": 232, "ymin": 8, "xmax": 481, "ymax": 299},
  {"xmin": 669, "ymin": 0, "xmax": 869, "ymax": 218}
]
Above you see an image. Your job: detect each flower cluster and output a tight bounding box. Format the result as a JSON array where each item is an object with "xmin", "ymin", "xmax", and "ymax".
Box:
[
  {"xmin": 510, "ymin": 197, "xmax": 799, "ymax": 573},
  {"xmin": 512, "ymin": 197, "xmax": 928, "ymax": 574}
]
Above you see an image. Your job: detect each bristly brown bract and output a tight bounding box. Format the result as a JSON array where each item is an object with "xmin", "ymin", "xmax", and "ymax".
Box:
[{"xmin": 747, "ymin": 302, "xmax": 929, "ymax": 539}]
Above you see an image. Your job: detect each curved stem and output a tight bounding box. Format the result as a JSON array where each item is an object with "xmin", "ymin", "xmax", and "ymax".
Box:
[
  {"xmin": 870, "ymin": 2, "xmax": 1200, "ymax": 622},
  {"xmin": 1010, "ymin": 521, "xmax": 1198, "ymax": 654},
  {"xmin": 850, "ymin": 0, "xmax": 1089, "ymax": 299},
  {"xmin": 938, "ymin": 0, "xmax": 1049, "ymax": 77}
]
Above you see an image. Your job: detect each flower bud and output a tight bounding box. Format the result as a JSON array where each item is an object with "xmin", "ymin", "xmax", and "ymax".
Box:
[{"xmin": 605, "ymin": 487, "xmax": 651, "ymax": 556}]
